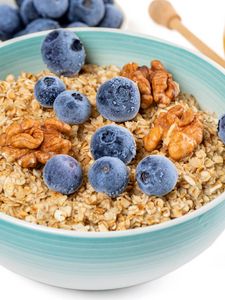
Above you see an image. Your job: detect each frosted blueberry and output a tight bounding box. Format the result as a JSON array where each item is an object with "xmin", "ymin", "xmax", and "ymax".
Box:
[
  {"xmin": 41, "ymin": 29, "xmax": 86, "ymax": 76},
  {"xmin": 88, "ymin": 157, "xmax": 129, "ymax": 197},
  {"xmin": 20, "ymin": 0, "xmax": 40, "ymax": 25},
  {"xmin": 43, "ymin": 155, "xmax": 83, "ymax": 195},
  {"xmin": 99, "ymin": 4, "xmax": 123, "ymax": 28},
  {"xmin": 96, "ymin": 77, "xmax": 140, "ymax": 122},
  {"xmin": 136, "ymin": 155, "xmax": 178, "ymax": 196},
  {"xmin": 90, "ymin": 125, "xmax": 136, "ymax": 164},
  {"xmin": 54, "ymin": 91, "xmax": 91, "ymax": 124},
  {"xmin": 34, "ymin": 76, "xmax": 66, "ymax": 108},
  {"xmin": 33, "ymin": 0, "xmax": 69, "ymax": 19},
  {"xmin": 68, "ymin": 0, "xmax": 105, "ymax": 26},
  {"xmin": 0, "ymin": 5, "xmax": 22, "ymax": 38}
]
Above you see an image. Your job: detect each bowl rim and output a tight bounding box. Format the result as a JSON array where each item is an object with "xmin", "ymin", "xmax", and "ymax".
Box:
[{"xmin": 0, "ymin": 28, "xmax": 225, "ymax": 238}]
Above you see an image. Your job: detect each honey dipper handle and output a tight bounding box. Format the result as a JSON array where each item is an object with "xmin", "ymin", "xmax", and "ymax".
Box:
[
  {"xmin": 170, "ymin": 18, "xmax": 225, "ymax": 68},
  {"xmin": 149, "ymin": 0, "xmax": 225, "ymax": 68}
]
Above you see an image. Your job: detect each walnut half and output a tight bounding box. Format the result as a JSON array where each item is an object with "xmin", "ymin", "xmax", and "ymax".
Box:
[
  {"xmin": 120, "ymin": 60, "xmax": 180, "ymax": 108},
  {"xmin": 143, "ymin": 104, "xmax": 204, "ymax": 161},
  {"xmin": 0, "ymin": 118, "xmax": 72, "ymax": 168}
]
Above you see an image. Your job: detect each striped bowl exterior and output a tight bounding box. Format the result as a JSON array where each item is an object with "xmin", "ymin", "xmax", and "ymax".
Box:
[{"xmin": 0, "ymin": 29, "xmax": 225, "ymax": 290}]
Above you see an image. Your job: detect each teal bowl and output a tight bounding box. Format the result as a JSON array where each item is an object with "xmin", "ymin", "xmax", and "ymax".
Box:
[{"xmin": 0, "ymin": 29, "xmax": 225, "ymax": 290}]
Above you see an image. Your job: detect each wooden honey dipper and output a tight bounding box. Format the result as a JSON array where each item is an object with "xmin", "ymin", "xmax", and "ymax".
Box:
[{"xmin": 149, "ymin": 0, "xmax": 225, "ymax": 68}]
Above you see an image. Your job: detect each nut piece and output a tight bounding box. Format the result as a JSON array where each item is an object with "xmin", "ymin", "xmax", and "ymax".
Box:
[
  {"xmin": 143, "ymin": 104, "xmax": 203, "ymax": 160},
  {"xmin": 0, "ymin": 119, "xmax": 43, "ymax": 149},
  {"xmin": 39, "ymin": 118, "xmax": 72, "ymax": 155},
  {"xmin": 120, "ymin": 60, "xmax": 180, "ymax": 108},
  {"xmin": 150, "ymin": 62, "xmax": 180, "ymax": 106},
  {"xmin": 0, "ymin": 118, "xmax": 72, "ymax": 168}
]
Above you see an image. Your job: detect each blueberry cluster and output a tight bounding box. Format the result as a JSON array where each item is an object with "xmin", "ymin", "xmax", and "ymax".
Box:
[
  {"xmin": 37, "ymin": 30, "xmax": 178, "ymax": 198},
  {"xmin": 34, "ymin": 76, "xmax": 66, "ymax": 108},
  {"xmin": 35, "ymin": 31, "xmax": 91, "ymax": 123},
  {"xmin": 89, "ymin": 124, "xmax": 136, "ymax": 197},
  {"xmin": 35, "ymin": 76, "xmax": 91, "ymax": 124},
  {"xmin": 89, "ymin": 126, "xmax": 178, "ymax": 197},
  {"xmin": 0, "ymin": 0, "xmax": 123, "ymax": 41},
  {"xmin": 41, "ymin": 112, "xmax": 178, "ymax": 197}
]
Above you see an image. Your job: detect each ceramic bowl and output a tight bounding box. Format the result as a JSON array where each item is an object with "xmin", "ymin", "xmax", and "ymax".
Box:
[{"xmin": 0, "ymin": 29, "xmax": 225, "ymax": 290}]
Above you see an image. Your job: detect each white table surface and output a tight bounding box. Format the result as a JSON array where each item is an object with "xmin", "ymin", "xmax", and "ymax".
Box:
[{"xmin": 0, "ymin": 0, "xmax": 225, "ymax": 299}]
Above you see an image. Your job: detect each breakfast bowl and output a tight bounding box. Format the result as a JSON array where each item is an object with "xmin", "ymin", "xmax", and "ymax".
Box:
[{"xmin": 0, "ymin": 29, "xmax": 225, "ymax": 290}]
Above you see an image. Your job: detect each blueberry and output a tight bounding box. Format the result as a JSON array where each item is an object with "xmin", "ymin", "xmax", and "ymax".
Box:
[
  {"xmin": 67, "ymin": 21, "xmax": 88, "ymax": 28},
  {"xmin": 96, "ymin": 77, "xmax": 140, "ymax": 122},
  {"xmin": 88, "ymin": 157, "xmax": 129, "ymax": 197},
  {"xmin": 41, "ymin": 29, "xmax": 86, "ymax": 77},
  {"xmin": 43, "ymin": 155, "xmax": 83, "ymax": 195},
  {"xmin": 54, "ymin": 91, "xmax": 91, "ymax": 124},
  {"xmin": 25, "ymin": 18, "xmax": 60, "ymax": 34},
  {"xmin": 68, "ymin": 0, "xmax": 105, "ymax": 26},
  {"xmin": 0, "ymin": 5, "xmax": 22, "ymax": 36},
  {"xmin": 34, "ymin": 76, "xmax": 66, "ymax": 108},
  {"xmin": 20, "ymin": 0, "xmax": 40, "ymax": 25},
  {"xmin": 33, "ymin": 0, "xmax": 69, "ymax": 19},
  {"xmin": 91, "ymin": 125, "xmax": 136, "ymax": 164},
  {"xmin": 136, "ymin": 155, "xmax": 178, "ymax": 196},
  {"xmin": 218, "ymin": 114, "xmax": 225, "ymax": 144},
  {"xmin": 99, "ymin": 4, "xmax": 123, "ymax": 28}
]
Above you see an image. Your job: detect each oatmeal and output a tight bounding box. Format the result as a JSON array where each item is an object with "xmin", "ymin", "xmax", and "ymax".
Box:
[{"xmin": 0, "ymin": 64, "xmax": 225, "ymax": 232}]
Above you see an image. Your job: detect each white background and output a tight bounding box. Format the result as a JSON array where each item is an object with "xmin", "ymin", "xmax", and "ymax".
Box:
[{"xmin": 0, "ymin": 0, "xmax": 225, "ymax": 299}]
